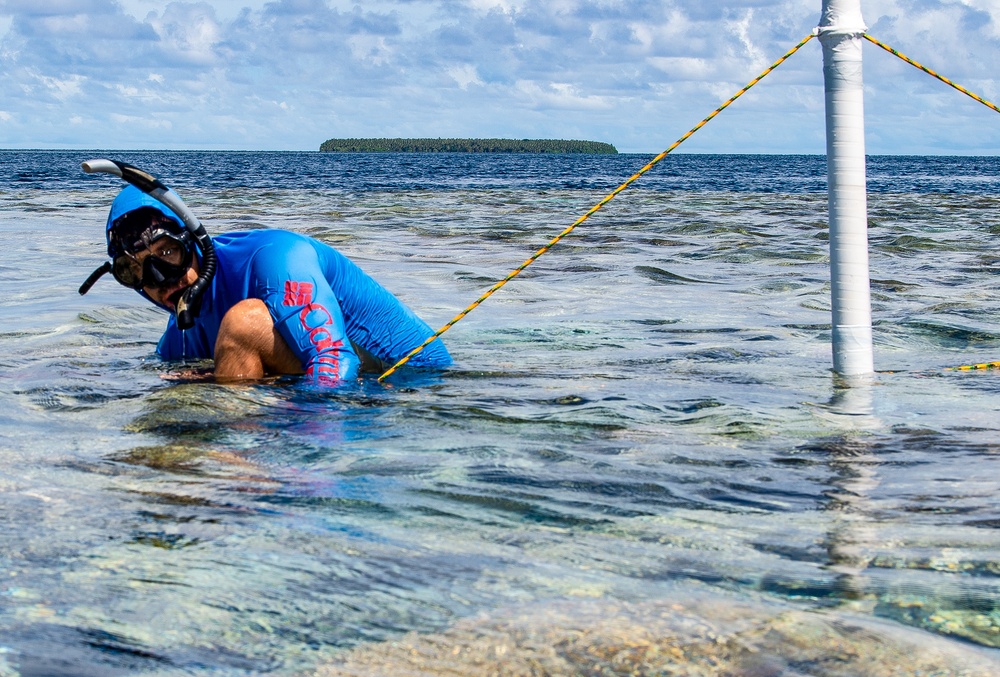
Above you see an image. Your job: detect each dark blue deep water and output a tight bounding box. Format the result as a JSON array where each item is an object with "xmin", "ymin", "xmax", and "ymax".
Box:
[
  {"xmin": 2, "ymin": 151, "xmax": 1000, "ymax": 675},
  {"xmin": 5, "ymin": 150, "xmax": 1000, "ymax": 193}
]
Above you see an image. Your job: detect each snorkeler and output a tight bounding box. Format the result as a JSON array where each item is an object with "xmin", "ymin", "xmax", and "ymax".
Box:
[{"xmin": 80, "ymin": 181, "xmax": 451, "ymax": 384}]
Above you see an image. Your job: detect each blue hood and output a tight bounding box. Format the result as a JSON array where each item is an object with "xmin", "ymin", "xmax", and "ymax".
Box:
[
  {"xmin": 105, "ymin": 185, "xmax": 185, "ymax": 258},
  {"xmin": 104, "ymin": 185, "xmax": 195, "ymax": 310}
]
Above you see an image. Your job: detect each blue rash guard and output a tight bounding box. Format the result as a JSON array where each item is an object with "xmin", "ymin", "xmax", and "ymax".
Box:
[
  {"xmin": 156, "ymin": 230, "xmax": 452, "ymax": 381},
  {"xmin": 107, "ymin": 187, "xmax": 451, "ymax": 382}
]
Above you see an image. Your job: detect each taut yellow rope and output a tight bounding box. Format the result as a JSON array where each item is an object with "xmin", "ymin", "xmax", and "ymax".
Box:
[
  {"xmin": 863, "ymin": 34, "xmax": 1000, "ymax": 116},
  {"xmin": 379, "ymin": 32, "xmax": 817, "ymax": 382}
]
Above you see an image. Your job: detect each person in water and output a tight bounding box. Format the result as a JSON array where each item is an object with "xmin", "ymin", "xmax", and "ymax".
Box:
[{"xmin": 85, "ymin": 185, "xmax": 451, "ymax": 382}]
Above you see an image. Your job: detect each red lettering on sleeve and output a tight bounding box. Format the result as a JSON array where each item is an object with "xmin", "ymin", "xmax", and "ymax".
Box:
[
  {"xmin": 283, "ymin": 281, "xmax": 315, "ymax": 306},
  {"xmin": 297, "ymin": 299, "xmax": 344, "ymax": 381}
]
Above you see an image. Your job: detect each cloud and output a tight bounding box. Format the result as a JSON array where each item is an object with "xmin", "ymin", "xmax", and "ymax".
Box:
[
  {"xmin": 0, "ymin": 0, "xmax": 114, "ymax": 16},
  {"xmin": 347, "ymin": 34, "xmax": 394, "ymax": 65},
  {"xmin": 647, "ymin": 57, "xmax": 715, "ymax": 81},
  {"xmin": 110, "ymin": 111, "xmax": 173, "ymax": 130},
  {"xmin": 448, "ymin": 64, "xmax": 483, "ymax": 89},
  {"xmin": 0, "ymin": 0, "xmax": 998, "ymax": 152},
  {"xmin": 37, "ymin": 72, "xmax": 86, "ymax": 99},
  {"xmin": 147, "ymin": 3, "xmax": 223, "ymax": 66},
  {"xmin": 516, "ymin": 80, "xmax": 614, "ymax": 110}
]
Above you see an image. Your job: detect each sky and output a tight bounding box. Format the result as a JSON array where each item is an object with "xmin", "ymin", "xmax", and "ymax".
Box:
[{"xmin": 0, "ymin": 0, "xmax": 999, "ymax": 153}]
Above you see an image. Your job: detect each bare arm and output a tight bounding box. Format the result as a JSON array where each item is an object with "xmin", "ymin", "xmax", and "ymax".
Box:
[{"xmin": 214, "ymin": 299, "xmax": 304, "ymax": 381}]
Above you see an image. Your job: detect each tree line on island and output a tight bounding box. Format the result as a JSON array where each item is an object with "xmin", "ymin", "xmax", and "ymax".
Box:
[{"xmin": 319, "ymin": 138, "xmax": 618, "ymax": 154}]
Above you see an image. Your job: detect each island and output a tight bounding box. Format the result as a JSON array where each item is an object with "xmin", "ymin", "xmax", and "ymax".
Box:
[{"xmin": 319, "ymin": 138, "xmax": 618, "ymax": 154}]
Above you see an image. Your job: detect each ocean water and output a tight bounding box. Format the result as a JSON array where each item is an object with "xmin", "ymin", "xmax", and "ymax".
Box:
[{"xmin": 1, "ymin": 150, "xmax": 1000, "ymax": 674}]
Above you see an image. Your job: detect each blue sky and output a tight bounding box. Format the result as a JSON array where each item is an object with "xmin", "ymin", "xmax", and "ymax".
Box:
[{"xmin": 0, "ymin": 0, "xmax": 998, "ymax": 153}]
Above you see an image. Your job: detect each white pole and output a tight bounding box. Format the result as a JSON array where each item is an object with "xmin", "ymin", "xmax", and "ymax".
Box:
[{"xmin": 819, "ymin": 0, "xmax": 874, "ymax": 379}]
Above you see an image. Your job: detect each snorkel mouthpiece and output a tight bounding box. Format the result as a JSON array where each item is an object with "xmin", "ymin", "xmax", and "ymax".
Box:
[
  {"xmin": 79, "ymin": 261, "xmax": 112, "ymax": 295},
  {"xmin": 175, "ymin": 234, "xmax": 215, "ymax": 327},
  {"xmin": 81, "ymin": 159, "xmax": 217, "ymax": 330}
]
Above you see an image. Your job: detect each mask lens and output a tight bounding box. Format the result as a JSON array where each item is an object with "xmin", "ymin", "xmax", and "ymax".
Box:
[
  {"xmin": 141, "ymin": 252, "xmax": 190, "ymax": 289},
  {"xmin": 148, "ymin": 234, "xmax": 187, "ymax": 266},
  {"xmin": 112, "ymin": 255, "xmax": 144, "ymax": 289},
  {"xmin": 111, "ymin": 233, "xmax": 192, "ymax": 290}
]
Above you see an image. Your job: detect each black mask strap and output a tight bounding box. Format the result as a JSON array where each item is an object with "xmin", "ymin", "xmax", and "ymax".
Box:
[{"xmin": 79, "ymin": 262, "xmax": 112, "ymax": 295}]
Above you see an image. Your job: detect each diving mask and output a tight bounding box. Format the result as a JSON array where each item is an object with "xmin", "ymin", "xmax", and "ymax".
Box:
[
  {"xmin": 112, "ymin": 229, "xmax": 194, "ymax": 291},
  {"xmin": 79, "ymin": 209, "xmax": 196, "ymax": 295}
]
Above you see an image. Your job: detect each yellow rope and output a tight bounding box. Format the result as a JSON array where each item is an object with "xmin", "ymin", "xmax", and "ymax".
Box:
[
  {"xmin": 946, "ymin": 361, "xmax": 1000, "ymax": 372},
  {"xmin": 378, "ymin": 32, "xmax": 817, "ymax": 383},
  {"xmin": 863, "ymin": 34, "xmax": 1000, "ymax": 116}
]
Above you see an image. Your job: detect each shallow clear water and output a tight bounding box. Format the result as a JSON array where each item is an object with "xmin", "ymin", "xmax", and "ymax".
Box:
[{"xmin": 2, "ymin": 151, "xmax": 1000, "ymax": 674}]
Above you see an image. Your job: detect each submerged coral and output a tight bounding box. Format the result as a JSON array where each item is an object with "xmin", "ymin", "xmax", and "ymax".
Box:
[{"xmin": 316, "ymin": 592, "xmax": 1000, "ymax": 676}]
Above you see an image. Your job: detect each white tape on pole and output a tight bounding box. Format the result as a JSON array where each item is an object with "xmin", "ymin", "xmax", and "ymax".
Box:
[{"xmin": 819, "ymin": 0, "xmax": 874, "ymax": 379}]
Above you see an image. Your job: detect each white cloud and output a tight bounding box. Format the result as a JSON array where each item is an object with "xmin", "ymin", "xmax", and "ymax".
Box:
[
  {"xmin": 0, "ymin": 110, "xmax": 12, "ymax": 121},
  {"xmin": 0, "ymin": 0, "xmax": 997, "ymax": 152},
  {"xmin": 347, "ymin": 34, "xmax": 393, "ymax": 65},
  {"xmin": 647, "ymin": 56, "xmax": 714, "ymax": 81},
  {"xmin": 147, "ymin": 3, "xmax": 223, "ymax": 66},
  {"xmin": 117, "ymin": 0, "xmax": 263, "ymax": 22},
  {"xmin": 628, "ymin": 8, "xmax": 701, "ymax": 54},
  {"xmin": 448, "ymin": 64, "xmax": 483, "ymax": 89},
  {"xmin": 248, "ymin": 94, "xmax": 292, "ymax": 111},
  {"xmin": 726, "ymin": 9, "xmax": 767, "ymax": 71},
  {"xmin": 36, "ymin": 72, "xmax": 85, "ymax": 99},
  {"xmin": 467, "ymin": 0, "xmax": 525, "ymax": 12},
  {"xmin": 516, "ymin": 80, "xmax": 613, "ymax": 111},
  {"xmin": 110, "ymin": 112, "xmax": 173, "ymax": 130}
]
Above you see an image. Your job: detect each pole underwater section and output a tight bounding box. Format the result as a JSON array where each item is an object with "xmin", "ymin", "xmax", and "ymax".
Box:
[{"xmin": 819, "ymin": 0, "xmax": 874, "ymax": 379}]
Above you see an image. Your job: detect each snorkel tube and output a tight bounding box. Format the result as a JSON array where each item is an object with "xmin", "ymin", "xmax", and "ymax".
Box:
[{"xmin": 81, "ymin": 159, "xmax": 216, "ymax": 330}]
